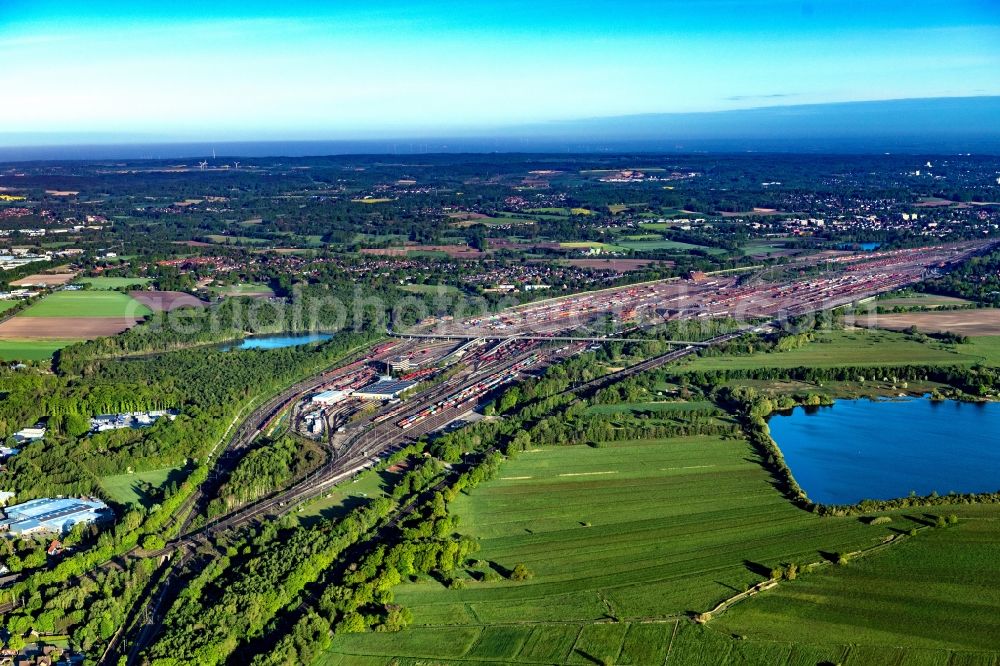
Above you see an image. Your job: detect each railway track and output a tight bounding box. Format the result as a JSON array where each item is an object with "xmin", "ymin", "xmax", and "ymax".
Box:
[
  {"xmin": 144, "ymin": 346, "xmax": 547, "ymax": 556},
  {"xmin": 101, "ymin": 243, "xmax": 996, "ymax": 663},
  {"xmin": 166, "ymin": 343, "xmax": 407, "ymax": 535}
]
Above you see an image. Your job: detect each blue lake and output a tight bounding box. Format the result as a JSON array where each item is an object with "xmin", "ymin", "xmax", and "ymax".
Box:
[
  {"xmin": 222, "ymin": 332, "xmax": 333, "ymax": 351},
  {"xmin": 838, "ymin": 242, "xmax": 881, "ymax": 251},
  {"xmin": 768, "ymin": 397, "xmax": 1000, "ymax": 505}
]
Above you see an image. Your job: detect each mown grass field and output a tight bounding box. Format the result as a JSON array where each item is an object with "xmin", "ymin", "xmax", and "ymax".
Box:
[
  {"xmin": 714, "ymin": 503, "xmax": 1000, "ymax": 656},
  {"xmin": 618, "ymin": 239, "xmax": 726, "ymax": 254},
  {"xmin": 205, "ymin": 234, "xmax": 268, "ymax": 245},
  {"xmin": 323, "ymin": 433, "xmax": 897, "ymax": 663},
  {"xmin": 18, "ymin": 291, "xmax": 152, "ymax": 318},
  {"xmin": 99, "ymin": 466, "xmax": 181, "ymax": 507},
  {"xmin": 877, "ymin": 294, "xmax": 973, "ymax": 308},
  {"xmin": 0, "ymin": 339, "xmax": 80, "ymax": 360},
  {"xmin": 325, "ymin": 621, "xmax": 678, "ymax": 666},
  {"xmin": 294, "ymin": 467, "xmax": 398, "ymax": 527},
  {"xmin": 681, "ymin": 329, "xmax": 983, "ymax": 372},
  {"xmin": 960, "ymin": 335, "xmax": 1000, "ymax": 366},
  {"xmin": 398, "ymin": 283, "xmax": 461, "ymax": 295},
  {"xmin": 212, "ymin": 283, "xmax": 276, "ymax": 297},
  {"xmin": 75, "ymin": 277, "xmax": 153, "ymax": 290},
  {"xmin": 559, "ymin": 241, "xmax": 630, "ymax": 252},
  {"xmin": 0, "ymin": 301, "xmax": 20, "ymax": 315}
]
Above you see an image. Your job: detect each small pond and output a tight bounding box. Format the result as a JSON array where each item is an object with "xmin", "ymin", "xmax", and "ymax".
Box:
[
  {"xmin": 221, "ymin": 332, "xmax": 333, "ymax": 351},
  {"xmin": 768, "ymin": 396, "xmax": 1000, "ymax": 505}
]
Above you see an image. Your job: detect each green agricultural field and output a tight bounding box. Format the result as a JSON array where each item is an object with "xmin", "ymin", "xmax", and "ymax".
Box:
[
  {"xmin": 450, "ymin": 214, "xmax": 539, "ymax": 227},
  {"xmin": 618, "ymin": 233, "xmax": 664, "ymax": 241},
  {"xmin": 637, "ymin": 221, "xmax": 674, "ymax": 231},
  {"xmin": 714, "ymin": 503, "xmax": 1000, "ymax": 658},
  {"xmin": 205, "ymin": 234, "xmax": 268, "ymax": 245},
  {"xmin": 618, "ymin": 239, "xmax": 725, "ymax": 254},
  {"xmin": 681, "ymin": 329, "xmax": 980, "ymax": 372},
  {"xmin": 327, "ymin": 621, "xmax": 677, "ymax": 666},
  {"xmin": 743, "ymin": 241, "xmax": 794, "ymax": 255},
  {"xmin": 212, "ymin": 283, "xmax": 276, "ymax": 297},
  {"xmin": 76, "ymin": 277, "xmax": 153, "ymax": 290},
  {"xmin": 877, "ymin": 294, "xmax": 973, "ymax": 308},
  {"xmin": 323, "ymin": 433, "xmax": 897, "ymax": 663},
  {"xmin": 294, "ymin": 466, "xmax": 397, "ymax": 527},
  {"xmin": 0, "ymin": 339, "xmax": 81, "ymax": 360},
  {"xmin": 0, "ymin": 300, "xmax": 21, "ymax": 314},
  {"xmin": 559, "ymin": 241, "xmax": 629, "ymax": 252},
  {"xmin": 99, "ymin": 466, "xmax": 183, "ymax": 507},
  {"xmin": 959, "ymin": 336, "xmax": 1000, "ymax": 366},
  {"xmin": 18, "ymin": 291, "xmax": 152, "ymax": 318},
  {"xmin": 398, "ymin": 283, "xmax": 461, "ymax": 295},
  {"xmin": 524, "ymin": 207, "xmax": 594, "ymax": 216}
]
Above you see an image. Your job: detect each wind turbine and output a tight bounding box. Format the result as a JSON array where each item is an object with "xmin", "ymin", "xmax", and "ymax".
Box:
[
  {"xmin": 233, "ymin": 161, "xmax": 240, "ymax": 170},
  {"xmin": 198, "ymin": 160, "xmax": 208, "ymax": 170}
]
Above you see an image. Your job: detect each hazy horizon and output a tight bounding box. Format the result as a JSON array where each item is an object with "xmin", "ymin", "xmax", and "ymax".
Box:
[{"xmin": 1, "ymin": 96, "xmax": 998, "ymax": 161}]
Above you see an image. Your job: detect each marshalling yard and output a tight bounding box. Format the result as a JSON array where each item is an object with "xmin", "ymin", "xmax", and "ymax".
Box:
[
  {"xmin": 278, "ymin": 242, "xmax": 987, "ymax": 469},
  {"xmin": 239, "ymin": 240, "xmax": 994, "ymax": 523},
  {"xmin": 153, "ymin": 239, "xmax": 996, "ymax": 550},
  {"xmin": 108, "ymin": 239, "xmax": 994, "ymax": 663}
]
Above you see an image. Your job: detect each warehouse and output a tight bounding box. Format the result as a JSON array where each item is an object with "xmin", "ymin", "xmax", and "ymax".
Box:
[
  {"xmin": 0, "ymin": 497, "xmax": 110, "ymax": 536},
  {"xmin": 311, "ymin": 389, "xmax": 352, "ymax": 405},
  {"xmin": 353, "ymin": 378, "xmax": 418, "ymax": 400}
]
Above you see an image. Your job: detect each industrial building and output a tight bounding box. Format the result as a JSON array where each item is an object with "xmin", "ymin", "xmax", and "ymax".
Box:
[
  {"xmin": 12, "ymin": 427, "xmax": 45, "ymax": 444},
  {"xmin": 387, "ymin": 356, "xmax": 416, "ymax": 373},
  {"xmin": 311, "ymin": 389, "xmax": 352, "ymax": 405},
  {"xmin": 353, "ymin": 378, "xmax": 418, "ymax": 400},
  {"xmin": 90, "ymin": 409, "xmax": 178, "ymax": 433},
  {"xmin": 0, "ymin": 497, "xmax": 109, "ymax": 536}
]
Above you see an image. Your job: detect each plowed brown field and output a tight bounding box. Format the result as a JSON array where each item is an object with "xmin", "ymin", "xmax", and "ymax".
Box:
[{"xmin": 0, "ymin": 317, "xmax": 141, "ymax": 339}]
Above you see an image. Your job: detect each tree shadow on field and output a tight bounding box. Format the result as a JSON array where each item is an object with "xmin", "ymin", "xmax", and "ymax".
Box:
[
  {"xmin": 743, "ymin": 560, "xmax": 772, "ymax": 578},
  {"xmin": 715, "ymin": 580, "xmax": 740, "ymax": 593},
  {"xmin": 573, "ymin": 649, "xmax": 605, "ymax": 665},
  {"xmin": 298, "ymin": 494, "xmax": 369, "ymax": 528},
  {"xmin": 487, "ymin": 560, "xmax": 512, "ymax": 578},
  {"xmin": 904, "ymin": 514, "xmax": 936, "ymax": 527}
]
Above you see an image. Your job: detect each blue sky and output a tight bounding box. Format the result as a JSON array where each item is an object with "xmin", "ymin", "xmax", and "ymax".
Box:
[{"xmin": 1, "ymin": 0, "xmax": 998, "ymax": 140}]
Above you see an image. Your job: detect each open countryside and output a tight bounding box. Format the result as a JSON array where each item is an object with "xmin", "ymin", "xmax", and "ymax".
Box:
[{"xmin": 2, "ymin": 142, "xmax": 1000, "ymax": 665}]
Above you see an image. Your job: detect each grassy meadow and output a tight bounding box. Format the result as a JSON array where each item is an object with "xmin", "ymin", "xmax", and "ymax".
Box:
[
  {"xmin": 959, "ymin": 335, "xmax": 1000, "ymax": 366},
  {"xmin": 323, "ymin": 431, "xmax": 900, "ymax": 663},
  {"xmin": 0, "ymin": 339, "xmax": 81, "ymax": 360},
  {"xmin": 99, "ymin": 466, "xmax": 183, "ymax": 507},
  {"xmin": 75, "ymin": 277, "xmax": 153, "ymax": 290},
  {"xmin": 318, "ymin": 330, "xmax": 1000, "ymax": 665},
  {"xmin": 681, "ymin": 329, "xmax": 984, "ymax": 372},
  {"xmin": 714, "ymin": 503, "xmax": 1000, "ymax": 655},
  {"xmin": 398, "ymin": 283, "xmax": 462, "ymax": 296},
  {"xmin": 18, "ymin": 290, "xmax": 152, "ymax": 318}
]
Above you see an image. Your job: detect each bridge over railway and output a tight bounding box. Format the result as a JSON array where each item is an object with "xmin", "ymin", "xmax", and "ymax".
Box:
[{"xmin": 386, "ymin": 329, "xmax": 713, "ymax": 346}]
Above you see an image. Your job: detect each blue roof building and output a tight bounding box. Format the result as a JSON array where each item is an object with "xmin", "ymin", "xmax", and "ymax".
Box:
[{"xmin": 0, "ymin": 497, "xmax": 110, "ymax": 536}]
